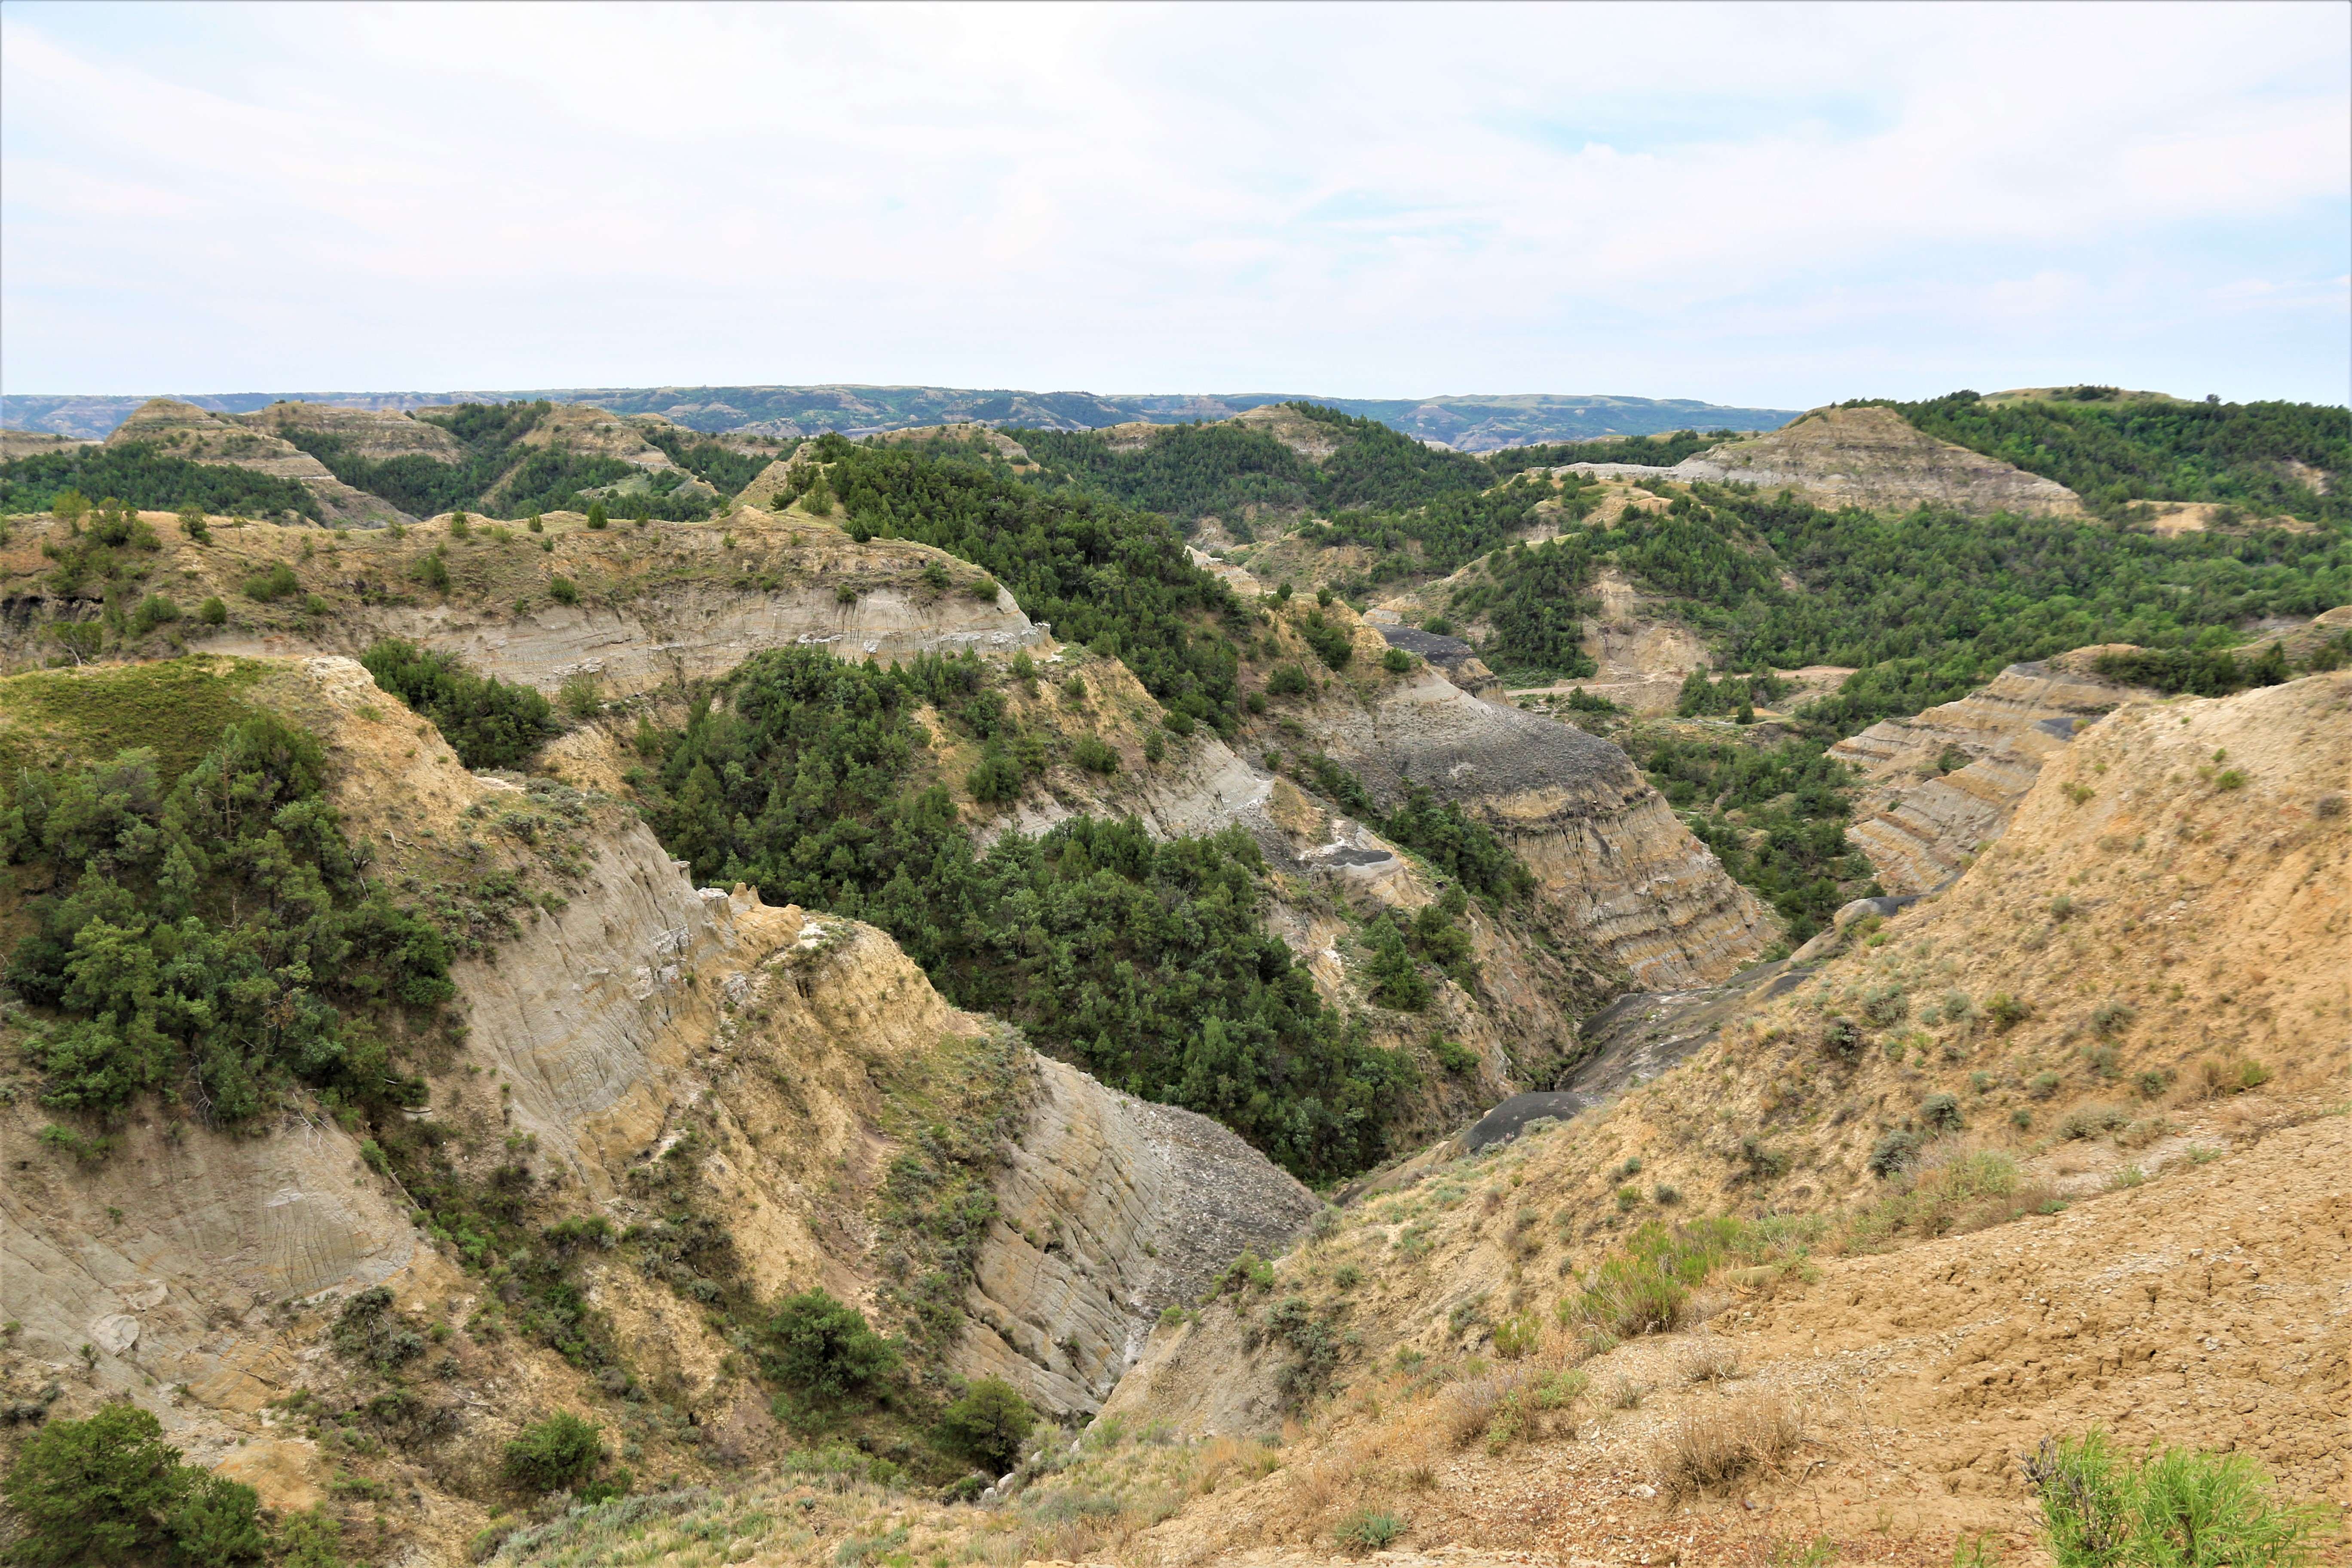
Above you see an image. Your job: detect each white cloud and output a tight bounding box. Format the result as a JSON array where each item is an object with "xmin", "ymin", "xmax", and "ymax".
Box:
[{"xmin": 1, "ymin": 0, "xmax": 2345, "ymax": 403}]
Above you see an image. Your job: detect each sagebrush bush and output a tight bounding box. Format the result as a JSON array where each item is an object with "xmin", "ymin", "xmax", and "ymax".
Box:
[
  {"xmin": 2023, "ymin": 1430, "xmax": 2323, "ymax": 1567},
  {"xmin": 1335, "ymin": 1507, "xmax": 1404, "ymax": 1555},
  {"xmin": 2059, "ymin": 1103, "xmax": 2132, "ymax": 1141}
]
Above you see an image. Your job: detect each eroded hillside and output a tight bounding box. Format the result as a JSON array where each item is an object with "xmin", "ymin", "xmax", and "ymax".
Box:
[
  {"xmin": 0, "ymin": 655, "xmax": 1324, "ymax": 1563},
  {"xmin": 612, "ymin": 671, "xmax": 2348, "ymax": 1567}
]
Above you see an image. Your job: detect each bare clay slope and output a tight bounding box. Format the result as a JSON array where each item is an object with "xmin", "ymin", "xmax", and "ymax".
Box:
[
  {"xmin": 0, "ymin": 508, "xmax": 1045, "ymax": 690},
  {"xmin": 1832, "ymin": 654, "xmax": 2152, "ymax": 894},
  {"xmin": 1246, "ymin": 599, "xmax": 1776, "ymax": 988},
  {"xmin": 1571, "ymin": 404, "xmax": 2087, "ymax": 518},
  {"xmin": 103, "ymin": 398, "xmax": 407, "ymax": 526},
  {"xmin": 1073, "ymin": 673, "xmax": 2347, "ymax": 1564}
]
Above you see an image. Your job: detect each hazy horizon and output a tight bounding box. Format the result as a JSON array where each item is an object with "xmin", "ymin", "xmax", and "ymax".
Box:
[{"xmin": 4, "ymin": 2, "xmax": 2347, "ymax": 406}]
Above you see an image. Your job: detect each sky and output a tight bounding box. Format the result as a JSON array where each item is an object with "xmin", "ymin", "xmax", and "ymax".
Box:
[{"xmin": 2, "ymin": 1, "xmax": 2347, "ymax": 407}]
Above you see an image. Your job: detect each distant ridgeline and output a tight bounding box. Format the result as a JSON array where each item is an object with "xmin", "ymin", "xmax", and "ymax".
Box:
[
  {"xmin": 0, "ymin": 400, "xmax": 784, "ymax": 524},
  {"xmin": 1, "ymin": 385, "xmax": 1800, "ymax": 447},
  {"xmin": 270, "ymin": 401, "xmax": 770, "ymax": 521}
]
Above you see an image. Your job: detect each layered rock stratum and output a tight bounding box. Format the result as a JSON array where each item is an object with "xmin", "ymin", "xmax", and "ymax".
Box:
[{"xmin": 1562, "ymin": 404, "xmax": 2085, "ymax": 518}]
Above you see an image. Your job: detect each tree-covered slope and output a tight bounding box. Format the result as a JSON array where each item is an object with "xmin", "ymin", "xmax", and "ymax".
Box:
[
  {"xmin": 640, "ymin": 647, "xmax": 1410, "ymax": 1181},
  {"xmin": 785, "ymin": 432, "xmax": 1249, "ymax": 730},
  {"xmin": 266, "ymin": 401, "xmax": 742, "ymax": 521},
  {"xmin": 1868, "ymin": 389, "xmax": 2349, "ymax": 523},
  {"xmin": 0, "ymin": 445, "xmax": 324, "ymax": 521},
  {"xmin": 1017, "ymin": 402, "xmax": 1497, "ymax": 523},
  {"xmin": 1438, "ymin": 487, "xmax": 2347, "ymax": 734}
]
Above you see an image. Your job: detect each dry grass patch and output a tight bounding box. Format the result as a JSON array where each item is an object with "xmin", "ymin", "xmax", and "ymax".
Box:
[
  {"xmin": 1653, "ymin": 1393, "xmax": 1804, "ymax": 1504},
  {"xmin": 1442, "ymin": 1359, "xmax": 1590, "ymax": 1453},
  {"xmin": 1680, "ymin": 1335, "xmax": 1741, "ymax": 1384}
]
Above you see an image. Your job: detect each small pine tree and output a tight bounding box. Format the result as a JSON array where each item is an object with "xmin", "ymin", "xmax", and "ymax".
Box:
[
  {"xmin": 758, "ymin": 1289, "xmax": 899, "ymax": 1405},
  {"xmin": 1365, "ymin": 918, "xmax": 1428, "ymax": 1011},
  {"xmin": 2, "ymin": 1402, "xmax": 187, "ymax": 1565},
  {"xmin": 586, "ymin": 500, "xmax": 609, "ymax": 530},
  {"xmin": 935, "ymin": 1378, "xmax": 1035, "ymax": 1473}
]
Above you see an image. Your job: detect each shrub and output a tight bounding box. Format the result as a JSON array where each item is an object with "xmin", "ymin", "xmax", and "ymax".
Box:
[
  {"xmin": 1381, "ymin": 646, "xmax": 1415, "ymax": 674},
  {"xmin": 2205, "ymin": 1058, "xmax": 2273, "ymax": 1094},
  {"xmin": 1071, "ymin": 735, "xmax": 1120, "ymax": 775},
  {"xmin": 1985, "ymin": 993, "xmax": 2030, "ymax": 1032},
  {"xmin": 1860, "ymin": 985, "xmax": 1909, "ymax": 1027},
  {"xmin": 1844, "ymin": 1147, "xmax": 2049, "ymax": 1250},
  {"xmin": 1920, "ymin": 1092, "xmax": 1964, "ymax": 1132},
  {"xmin": 1, "ymin": 1402, "xmax": 190, "ymax": 1565},
  {"xmin": 333, "ymin": 1286, "xmax": 425, "ymax": 1371},
  {"xmin": 198, "ymin": 596, "xmax": 227, "ymax": 626},
  {"xmin": 1822, "ymin": 1017, "xmax": 1864, "ymax": 1059},
  {"xmin": 934, "ymin": 1378, "xmax": 1035, "ymax": 1473},
  {"xmin": 241, "ymin": 562, "xmax": 298, "ymax": 602},
  {"xmin": 1681, "ymin": 1337, "xmax": 1740, "ymax": 1384},
  {"xmin": 966, "ymin": 743, "xmax": 1025, "ymax": 802},
  {"xmin": 1406, "ymin": 1038, "xmax": 1470, "ymax": 1083},
  {"xmin": 1736, "ymin": 1135, "xmax": 1788, "ymax": 1182},
  {"xmin": 547, "ymin": 575, "xmax": 579, "ymax": 605},
  {"xmin": 1576, "ymin": 1261, "xmax": 1686, "ymax": 1337},
  {"xmin": 130, "ymin": 594, "xmax": 180, "ymax": 636},
  {"xmin": 585, "ymin": 501, "xmax": 609, "ymax": 530},
  {"xmin": 758, "ymin": 1289, "xmax": 899, "ymax": 1405},
  {"xmin": 1265, "ymin": 662, "xmax": 1311, "ymax": 696},
  {"xmin": 2058, "ymin": 1103, "xmax": 2132, "ymax": 1141},
  {"xmin": 2028, "ymin": 1070, "xmax": 2063, "ymax": 1099},
  {"xmin": 412, "ymin": 549, "xmax": 450, "ymax": 591},
  {"xmin": 502, "ymin": 1412, "xmax": 604, "ymax": 1494},
  {"xmin": 967, "ymin": 576, "xmax": 1001, "ymax": 601},
  {"xmin": 1335, "ymin": 1508, "xmax": 1404, "ymax": 1555},
  {"xmin": 2214, "ymin": 768, "xmax": 2246, "ymax": 791},
  {"xmin": 2092, "ymin": 1001, "xmax": 2136, "ymax": 1037},
  {"xmin": 1490, "ymin": 1314, "xmax": 1539, "ymax": 1360},
  {"xmin": 559, "ymin": 674, "xmax": 600, "ymax": 721},
  {"xmin": 1869, "ymin": 1130, "xmax": 1924, "ymax": 1179},
  {"xmin": 2022, "ymin": 1430, "xmax": 2323, "ymax": 1568}
]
